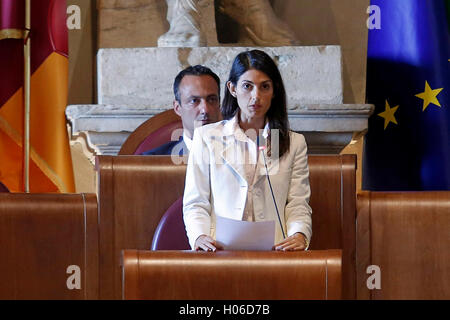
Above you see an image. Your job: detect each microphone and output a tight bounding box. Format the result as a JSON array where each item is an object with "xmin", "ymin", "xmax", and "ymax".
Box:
[{"xmin": 258, "ymin": 135, "xmax": 286, "ymax": 239}]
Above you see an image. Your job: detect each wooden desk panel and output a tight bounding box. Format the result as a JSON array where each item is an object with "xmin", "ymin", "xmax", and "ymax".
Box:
[
  {"xmin": 357, "ymin": 191, "xmax": 450, "ymax": 299},
  {"xmin": 122, "ymin": 249, "xmax": 342, "ymax": 300},
  {"xmin": 0, "ymin": 193, "xmax": 99, "ymax": 299}
]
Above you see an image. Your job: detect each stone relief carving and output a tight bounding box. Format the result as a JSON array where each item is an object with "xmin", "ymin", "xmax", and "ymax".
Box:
[
  {"xmin": 158, "ymin": 0, "xmax": 205, "ymax": 47},
  {"xmin": 158, "ymin": 0, "xmax": 299, "ymax": 47}
]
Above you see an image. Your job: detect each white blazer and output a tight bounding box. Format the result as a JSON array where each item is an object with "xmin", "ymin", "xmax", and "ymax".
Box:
[{"xmin": 183, "ymin": 116, "xmax": 312, "ymax": 249}]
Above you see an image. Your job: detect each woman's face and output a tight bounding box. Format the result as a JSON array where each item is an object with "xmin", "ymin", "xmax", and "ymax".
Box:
[{"xmin": 227, "ymin": 69, "xmax": 274, "ymax": 123}]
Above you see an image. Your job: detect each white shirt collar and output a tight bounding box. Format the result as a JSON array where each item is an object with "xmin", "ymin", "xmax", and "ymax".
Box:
[
  {"xmin": 229, "ymin": 113, "xmax": 270, "ymax": 139},
  {"xmin": 183, "ymin": 131, "xmax": 192, "ymax": 151}
]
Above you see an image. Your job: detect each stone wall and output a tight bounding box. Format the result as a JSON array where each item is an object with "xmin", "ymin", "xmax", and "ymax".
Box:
[
  {"xmin": 67, "ymin": 0, "xmax": 372, "ymax": 193},
  {"xmin": 97, "ymin": 46, "xmax": 343, "ymax": 107},
  {"xmin": 95, "ymin": 0, "xmax": 370, "ymax": 104}
]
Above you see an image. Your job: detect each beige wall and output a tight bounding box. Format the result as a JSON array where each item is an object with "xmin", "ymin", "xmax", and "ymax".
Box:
[
  {"xmin": 272, "ymin": 0, "xmax": 370, "ymax": 191},
  {"xmin": 68, "ymin": 0, "xmax": 97, "ymax": 193},
  {"xmin": 273, "ymin": 0, "xmax": 369, "ymax": 104},
  {"xmin": 68, "ymin": 0, "xmax": 96, "ymax": 105}
]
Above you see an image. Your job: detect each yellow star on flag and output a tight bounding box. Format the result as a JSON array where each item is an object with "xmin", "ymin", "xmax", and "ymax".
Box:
[
  {"xmin": 415, "ymin": 81, "xmax": 443, "ymax": 111},
  {"xmin": 378, "ymin": 100, "xmax": 399, "ymax": 130}
]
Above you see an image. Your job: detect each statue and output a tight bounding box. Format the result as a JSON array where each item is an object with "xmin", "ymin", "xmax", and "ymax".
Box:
[{"xmin": 158, "ymin": 0, "xmax": 299, "ymax": 47}]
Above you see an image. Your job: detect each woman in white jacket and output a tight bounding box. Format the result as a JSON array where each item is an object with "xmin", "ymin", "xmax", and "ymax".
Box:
[{"xmin": 183, "ymin": 50, "xmax": 312, "ymax": 251}]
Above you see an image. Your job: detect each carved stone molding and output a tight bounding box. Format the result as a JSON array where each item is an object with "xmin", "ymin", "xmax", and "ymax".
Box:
[{"xmin": 66, "ymin": 104, "xmax": 374, "ymax": 157}]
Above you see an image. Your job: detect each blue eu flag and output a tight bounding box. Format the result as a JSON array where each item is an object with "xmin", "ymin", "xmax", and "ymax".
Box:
[{"xmin": 363, "ymin": 0, "xmax": 450, "ymax": 190}]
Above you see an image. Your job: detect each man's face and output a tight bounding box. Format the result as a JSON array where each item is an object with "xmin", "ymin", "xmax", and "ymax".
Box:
[{"xmin": 174, "ymin": 75, "xmax": 221, "ymax": 139}]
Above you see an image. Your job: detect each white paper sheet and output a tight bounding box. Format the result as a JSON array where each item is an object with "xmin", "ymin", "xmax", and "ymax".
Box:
[{"xmin": 215, "ymin": 215, "xmax": 275, "ymax": 251}]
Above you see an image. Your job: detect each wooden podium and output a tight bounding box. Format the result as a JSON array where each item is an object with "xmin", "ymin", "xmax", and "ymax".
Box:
[
  {"xmin": 122, "ymin": 249, "xmax": 342, "ymax": 300},
  {"xmin": 98, "ymin": 155, "xmax": 356, "ymax": 299}
]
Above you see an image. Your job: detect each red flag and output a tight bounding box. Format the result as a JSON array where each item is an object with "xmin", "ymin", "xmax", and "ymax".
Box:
[
  {"xmin": 0, "ymin": 0, "xmax": 74, "ymax": 192},
  {"xmin": 0, "ymin": 0, "xmax": 24, "ymax": 31}
]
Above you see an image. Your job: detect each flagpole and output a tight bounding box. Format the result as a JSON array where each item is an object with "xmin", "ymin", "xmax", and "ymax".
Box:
[{"xmin": 23, "ymin": 0, "xmax": 31, "ymax": 193}]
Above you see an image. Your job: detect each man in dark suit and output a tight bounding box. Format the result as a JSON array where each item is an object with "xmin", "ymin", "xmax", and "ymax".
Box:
[{"xmin": 141, "ymin": 65, "xmax": 221, "ymax": 155}]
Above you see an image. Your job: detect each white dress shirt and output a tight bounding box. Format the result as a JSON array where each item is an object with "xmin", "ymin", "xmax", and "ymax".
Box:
[{"xmin": 183, "ymin": 131, "xmax": 193, "ymax": 152}]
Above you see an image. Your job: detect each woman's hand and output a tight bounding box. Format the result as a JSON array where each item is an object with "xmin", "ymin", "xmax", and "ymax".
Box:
[
  {"xmin": 273, "ymin": 232, "xmax": 308, "ymax": 251},
  {"xmin": 194, "ymin": 235, "xmax": 224, "ymax": 252}
]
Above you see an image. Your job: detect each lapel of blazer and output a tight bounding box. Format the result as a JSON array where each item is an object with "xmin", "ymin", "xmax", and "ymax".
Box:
[{"xmin": 213, "ymin": 117, "xmax": 248, "ymax": 182}]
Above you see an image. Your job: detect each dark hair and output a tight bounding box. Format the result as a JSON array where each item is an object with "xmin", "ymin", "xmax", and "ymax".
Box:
[
  {"xmin": 221, "ymin": 50, "xmax": 290, "ymax": 157},
  {"xmin": 173, "ymin": 65, "xmax": 221, "ymax": 103}
]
